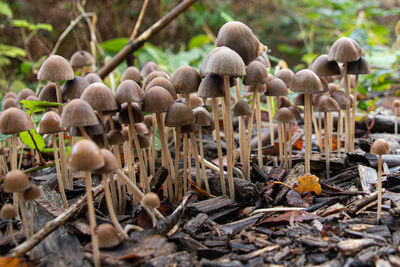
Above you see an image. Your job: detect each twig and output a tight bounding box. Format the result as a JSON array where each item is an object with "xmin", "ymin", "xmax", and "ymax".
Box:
[
  {"xmin": 250, "ymin": 207, "xmax": 305, "ymax": 215},
  {"xmin": 130, "ymin": 0, "xmax": 150, "ymax": 40},
  {"xmin": 27, "ymin": 130, "xmax": 46, "ymax": 165}
]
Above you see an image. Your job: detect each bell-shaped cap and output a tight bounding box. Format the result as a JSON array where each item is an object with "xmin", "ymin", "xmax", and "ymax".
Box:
[
  {"xmin": 16, "ymin": 88, "xmax": 35, "ymax": 103},
  {"xmin": 61, "ymin": 99, "xmax": 98, "ymax": 128},
  {"xmin": 273, "ymin": 107, "xmax": 296, "ymax": 124},
  {"xmin": 115, "ymin": 80, "xmax": 143, "ymax": 104},
  {"xmin": 3, "ymin": 170, "xmax": 30, "ymax": 193},
  {"xmin": 294, "ymin": 93, "xmax": 305, "ymax": 106},
  {"xmin": 328, "ymin": 37, "xmax": 362, "ymax": 63},
  {"xmin": 68, "ymin": 139, "xmax": 104, "ymax": 171},
  {"xmin": 288, "ymin": 106, "xmax": 302, "ymax": 121},
  {"xmin": 279, "ymin": 96, "xmax": 292, "ymax": 108},
  {"xmin": 243, "ymin": 60, "xmax": 267, "ymax": 85},
  {"xmin": 254, "ymin": 54, "xmax": 271, "ymax": 68},
  {"xmin": 96, "ymin": 223, "xmax": 121, "ymax": 249},
  {"xmin": 171, "ymin": 65, "xmax": 201, "ymax": 94},
  {"xmin": 104, "ymin": 117, "xmax": 122, "ymax": 132},
  {"xmin": 198, "ymin": 74, "xmax": 225, "ymax": 98},
  {"xmin": 0, "ymin": 107, "xmax": 33, "ymax": 134},
  {"xmin": 84, "ymin": 73, "xmax": 102, "ymax": 84},
  {"xmin": 141, "ymin": 192, "xmax": 160, "ymax": 208},
  {"xmin": 165, "ymin": 102, "xmax": 194, "ymax": 127},
  {"xmin": 121, "ymin": 66, "xmax": 142, "ymax": 83},
  {"xmin": 290, "ymin": 69, "xmax": 323, "ymax": 94},
  {"xmin": 315, "ymin": 95, "xmax": 340, "ymax": 112},
  {"xmin": 93, "ymin": 149, "xmax": 118, "ymax": 174},
  {"xmin": 181, "ymin": 122, "xmax": 199, "ymax": 133},
  {"xmin": 203, "ymin": 47, "xmax": 246, "ymax": 77},
  {"xmin": 137, "ymin": 134, "xmax": 149, "ymax": 149},
  {"xmin": 265, "ymin": 78, "xmax": 288, "ymax": 96},
  {"xmin": 330, "ymin": 90, "xmax": 351, "ymax": 110},
  {"xmin": 62, "ymin": 76, "xmax": 89, "ymax": 102},
  {"xmin": 22, "ymin": 184, "xmax": 40, "ymax": 201},
  {"xmin": 3, "ymin": 92, "xmax": 17, "ymax": 99},
  {"xmin": 38, "ymin": 83, "xmax": 57, "ymax": 102},
  {"xmin": 70, "ymin": 51, "xmax": 94, "ymax": 68},
  {"xmin": 118, "ymin": 102, "xmax": 144, "ymax": 124},
  {"xmin": 145, "ymin": 77, "xmax": 177, "ymax": 100},
  {"xmin": 108, "ymin": 129, "xmax": 124, "ymax": 145},
  {"xmin": 135, "ymin": 123, "xmax": 149, "ymax": 135},
  {"xmin": 143, "ymin": 114, "xmax": 154, "ymax": 128},
  {"xmin": 140, "ymin": 61, "xmax": 159, "ymax": 77},
  {"xmin": 189, "ymin": 93, "xmax": 204, "ymax": 108},
  {"xmin": 275, "ymin": 69, "xmax": 294, "ymax": 88},
  {"xmin": 339, "ymin": 75, "xmax": 356, "ymax": 89},
  {"xmin": 233, "ymin": 100, "xmax": 252, "ymax": 116},
  {"xmin": 2, "ymin": 97, "xmax": 18, "ymax": 110},
  {"xmin": 39, "ymin": 111, "xmax": 64, "ymax": 134},
  {"xmin": 81, "ymin": 82, "xmax": 118, "ymax": 112},
  {"xmin": 393, "ymin": 100, "xmax": 400, "ymax": 108},
  {"xmin": 347, "ymin": 56, "xmax": 371, "ymax": 75},
  {"xmin": 142, "ymin": 86, "xmax": 174, "ymax": 114},
  {"xmin": 0, "ymin": 204, "xmax": 17, "ymax": 220},
  {"xmin": 311, "ymin": 54, "xmax": 341, "ymax": 76},
  {"xmin": 142, "ymin": 71, "xmax": 169, "ymax": 90},
  {"xmin": 245, "ymin": 83, "xmax": 266, "ymax": 93},
  {"xmin": 38, "ymin": 55, "xmax": 74, "ymax": 81},
  {"xmin": 69, "ymin": 114, "xmax": 104, "ymax": 136},
  {"xmin": 370, "ymin": 138, "xmax": 389, "ymax": 155},
  {"xmin": 193, "ymin": 107, "xmax": 213, "ymax": 126}
]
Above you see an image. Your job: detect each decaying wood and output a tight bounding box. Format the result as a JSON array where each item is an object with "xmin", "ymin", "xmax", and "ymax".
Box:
[
  {"xmin": 274, "ymin": 163, "xmax": 304, "ymax": 205},
  {"xmin": 149, "ymin": 166, "xmax": 169, "ymax": 192},
  {"xmin": 337, "ymin": 239, "xmax": 376, "ymax": 256},
  {"xmin": 358, "ymin": 165, "xmax": 377, "ymax": 194},
  {"xmin": 346, "ymin": 190, "xmax": 382, "ymax": 215}
]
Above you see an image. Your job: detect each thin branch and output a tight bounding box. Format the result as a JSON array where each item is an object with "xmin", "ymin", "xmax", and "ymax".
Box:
[{"xmin": 130, "ymin": 0, "xmax": 150, "ymax": 40}]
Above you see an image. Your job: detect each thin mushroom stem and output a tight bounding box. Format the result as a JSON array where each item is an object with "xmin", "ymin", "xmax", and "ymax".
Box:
[
  {"xmin": 318, "ymin": 111, "xmax": 323, "ymax": 152},
  {"xmin": 239, "ymin": 115, "xmax": 248, "ymax": 180},
  {"xmin": 255, "ymin": 91, "xmax": 263, "ymax": 168},
  {"xmin": 289, "ymin": 123, "xmax": 293, "ymax": 169},
  {"xmin": 97, "ymin": 111, "xmax": 110, "ymax": 148},
  {"xmin": 29, "ymin": 201, "xmax": 34, "ymax": 237},
  {"xmin": 396, "ymin": 108, "xmax": 398, "ymax": 136},
  {"xmin": 108, "ymin": 115, "xmax": 122, "ymax": 169},
  {"xmin": 189, "ymin": 132, "xmax": 202, "ymax": 190},
  {"xmin": 267, "ymin": 96, "xmax": 275, "ymax": 147},
  {"xmin": 312, "ymin": 110, "xmax": 322, "ymax": 152},
  {"xmin": 11, "ymin": 134, "xmax": 18, "ymax": 170},
  {"xmin": 276, "ymin": 96, "xmax": 283, "ymax": 164},
  {"xmin": 329, "ymin": 112, "xmax": 333, "ymax": 157},
  {"xmin": 18, "ymin": 194, "xmax": 30, "ymax": 240},
  {"xmin": 9, "ymin": 220, "xmax": 19, "ymax": 247},
  {"xmin": 337, "ymin": 110, "xmax": 342, "ymax": 156},
  {"xmin": 247, "ymin": 96, "xmax": 256, "ymax": 164},
  {"xmin": 174, "ymin": 126, "xmax": 182, "ymax": 198},
  {"xmin": 304, "ymin": 92, "xmax": 311, "ymax": 174},
  {"xmin": 212, "ymin": 98, "xmax": 226, "ymax": 196},
  {"xmin": 183, "ymin": 134, "xmax": 188, "ymax": 195},
  {"xmin": 350, "ymin": 74, "xmax": 359, "ymax": 152},
  {"xmin": 198, "ymin": 127, "xmax": 210, "ymax": 194},
  {"xmin": 283, "ymin": 123, "xmax": 288, "ymax": 169},
  {"xmin": 377, "ymin": 154, "xmax": 382, "ymax": 223},
  {"xmin": 52, "ymin": 134, "xmax": 68, "ymax": 209},
  {"xmin": 344, "ymin": 63, "xmax": 351, "ymax": 152},
  {"xmin": 84, "ymin": 171, "xmax": 100, "ymax": 267},
  {"xmin": 324, "ymin": 112, "xmax": 330, "ymax": 178},
  {"xmin": 150, "ymin": 115, "xmax": 156, "ymax": 175}
]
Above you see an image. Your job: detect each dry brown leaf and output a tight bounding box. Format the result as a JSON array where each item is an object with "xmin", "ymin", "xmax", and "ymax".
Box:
[
  {"xmin": 293, "ymin": 174, "xmax": 322, "ymax": 195},
  {"xmin": 0, "ymin": 257, "xmax": 27, "ymax": 267}
]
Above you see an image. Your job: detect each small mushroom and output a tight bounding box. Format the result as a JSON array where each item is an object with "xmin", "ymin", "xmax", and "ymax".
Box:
[
  {"xmin": 141, "ymin": 192, "xmax": 160, "ymax": 227},
  {"xmin": 62, "ymin": 76, "xmax": 90, "ymax": 102},
  {"xmin": 22, "ymin": 184, "xmax": 40, "ymax": 236},
  {"xmin": 84, "ymin": 72, "xmax": 103, "ymax": 84},
  {"xmin": 121, "ymin": 66, "xmax": 142, "ymax": 85},
  {"xmin": 274, "ymin": 107, "xmax": 296, "ymax": 169},
  {"xmin": 70, "ymin": 50, "xmax": 94, "ymax": 75},
  {"xmin": 140, "ymin": 61, "xmax": 159, "ymax": 77},
  {"xmin": 0, "ymin": 203, "xmax": 18, "ymax": 245},
  {"xmin": 96, "ymin": 223, "xmax": 121, "ymax": 249}
]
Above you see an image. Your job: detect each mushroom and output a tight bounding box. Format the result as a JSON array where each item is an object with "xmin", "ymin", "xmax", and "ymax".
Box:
[
  {"xmin": 393, "ymin": 100, "xmax": 400, "ymax": 135},
  {"xmin": 202, "ymin": 47, "xmax": 246, "ymax": 200},
  {"xmin": 143, "ymin": 115, "xmax": 156, "ymax": 175},
  {"xmin": 121, "ymin": 66, "xmax": 142, "ymax": 85},
  {"xmin": 62, "ymin": 76, "xmax": 90, "ymax": 102},
  {"xmin": 140, "ymin": 61, "xmax": 159, "ymax": 77},
  {"xmin": 275, "ymin": 68, "xmax": 294, "ymax": 88},
  {"xmin": 141, "ymin": 192, "xmax": 161, "ymax": 227},
  {"xmin": 39, "ymin": 111, "xmax": 68, "ymax": 208},
  {"xmin": 189, "ymin": 93, "xmax": 204, "ymax": 109},
  {"xmin": 330, "ymin": 89, "xmax": 351, "ymax": 155},
  {"xmin": 370, "ymin": 138, "xmax": 389, "ymax": 223},
  {"xmin": 0, "ymin": 203, "xmax": 18, "ymax": 245},
  {"xmin": 273, "ymin": 107, "xmax": 296, "ymax": 169},
  {"xmin": 38, "ymin": 83, "xmax": 58, "ymax": 103},
  {"xmin": 145, "ymin": 76, "xmax": 177, "ymax": 100},
  {"xmin": 22, "ymin": 184, "xmax": 40, "ymax": 236},
  {"xmin": 96, "ymin": 223, "xmax": 121, "ymax": 249},
  {"xmin": 68, "ymin": 139, "xmax": 104, "ymax": 267},
  {"xmin": 70, "ymin": 50, "xmax": 94, "ymax": 75},
  {"xmin": 2, "ymin": 97, "xmax": 18, "ymax": 110},
  {"xmin": 328, "ymin": 37, "xmax": 362, "ymax": 152},
  {"xmin": 84, "ymin": 73, "xmax": 103, "ymax": 84},
  {"xmin": 3, "ymin": 170, "xmax": 31, "ymax": 239},
  {"xmin": 198, "ymin": 74, "xmax": 226, "ymax": 196},
  {"xmin": 142, "ymin": 71, "xmax": 169, "ymax": 90},
  {"xmin": 16, "ymin": 88, "xmax": 35, "ymax": 103},
  {"xmin": 290, "ymin": 69, "xmax": 323, "ymax": 174}
]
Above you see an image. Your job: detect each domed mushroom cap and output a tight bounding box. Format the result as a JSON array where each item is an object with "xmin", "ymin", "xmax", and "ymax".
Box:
[
  {"xmin": 22, "ymin": 184, "xmax": 40, "ymax": 201},
  {"xmin": 26, "ymin": 95, "xmax": 39, "ymax": 101},
  {"xmin": 94, "ymin": 149, "xmax": 118, "ymax": 174},
  {"xmin": 243, "ymin": 60, "xmax": 267, "ymax": 85},
  {"xmin": 81, "ymin": 82, "xmax": 118, "ymax": 112},
  {"xmin": 189, "ymin": 93, "xmax": 204, "ymax": 108},
  {"xmin": 145, "ymin": 77, "xmax": 177, "ymax": 100},
  {"xmin": 328, "ymin": 37, "xmax": 362, "ymax": 63},
  {"xmin": 141, "ymin": 192, "xmax": 160, "ymax": 208},
  {"xmin": 216, "ymin": 21, "xmax": 265, "ymax": 65},
  {"xmin": 104, "ymin": 117, "xmax": 122, "ymax": 132},
  {"xmin": 273, "ymin": 107, "xmax": 296, "ymax": 124},
  {"xmin": 254, "ymin": 54, "xmax": 271, "ymax": 68},
  {"xmin": 135, "ymin": 123, "xmax": 149, "ymax": 135},
  {"xmin": 203, "ymin": 47, "xmax": 246, "ymax": 77},
  {"xmin": 198, "ymin": 74, "xmax": 225, "ymax": 98},
  {"xmin": 121, "ymin": 66, "xmax": 142, "ymax": 83},
  {"xmin": 143, "ymin": 115, "xmax": 154, "ymax": 128},
  {"xmin": 118, "ymin": 102, "xmax": 144, "ymax": 124},
  {"xmin": 115, "ymin": 80, "xmax": 143, "ymax": 104},
  {"xmin": 142, "ymin": 86, "xmax": 174, "ymax": 114},
  {"xmin": 142, "ymin": 71, "xmax": 169, "ymax": 90},
  {"xmin": 39, "ymin": 83, "xmax": 57, "ymax": 102},
  {"xmin": 290, "ymin": 69, "xmax": 323, "ymax": 94},
  {"xmin": 200, "ymin": 47, "xmax": 225, "ymax": 78},
  {"xmin": 393, "ymin": 100, "xmax": 400, "ymax": 108},
  {"xmin": 38, "ymin": 55, "xmax": 74, "ymax": 81},
  {"xmin": 193, "ymin": 107, "xmax": 213, "ymax": 126},
  {"xmin": 0, "ymin": 204, "xmax": 17, "ymax": 220},
  {"xmin": 70, "ymin": 51, "xmax": 94, "ymax": 68},
  {"xmin": 2, "ymin": 97, "xmax": 18, "ymax": 110},
  {"xmin": 330, "ymin": 90, "xmax": 351, "ymax": 110},
  {"xmin": 265, "ymin": 78, "xmax": 288, "ymax": 96},
  {"xmin": 84, "ymin": 73, "xmax": 102, "ymax": 84},
  {"xmin": 328, "ymin": 83, "xmax": 339, "ymax": 92},
  {"xmin": 311, "ymin": 54, "xmax": 341, "ymax": 76},
  {"xmin": 181, "ymin": 122, "xmax": 199, "ymax": 134},
  {"xmin": 171, "ymin": 65, "xmax": 201, "ymax": 94},
  {"xmin": 275, "ymin": 68, "xmax": 294, "ymax": 88},
  {"xmin": 0, "ymin": 107, "xmax": 33, "ymax": 134},
  {"xmin": 165, "ymin": 102, "xmax": 194, "ymax": 127},
  {"xmin": 137, "ymin": 134, "xmax": 149, "ymax": 149},
  {"xmin": 140, "ymin": 61, "xmax": 159, "ymax": 77},
  {"xmin": 279, "ymin": 96, "xmax": 292, "ymax": 108},
  {"xmin": 315, "ymin": 95, "xmax": 340, "ymax": 112},
  {"xmin": 62, "ymin": 76, "xmax": 89, "ymax": 101},
  {"xmin": 245, "ymin": 83, "xmax": 266, "ymax": 93},
  {"xmin": 294, "ymin": 93, "xmax": 305, "ymax": 106},
  {"xmin": 347, "ymin": 56, "xmax": 371, "ymax": 75},
  {"xmin": 233, "ymin": 100, "xmax": 252, "ymax": 116},
  {"xmin": 16, "ymin": 88, "xmax": 35, "ymax": 103},
  {"xmin": 288, "ymin": 106, "xmax": 302, "ymax": 121},
  {"xmin": 4, "ymin": 92, "xmax": 17, "ymax": 100},
  {"xmin": 69, "ymin": 116, "xmax": 105, "ymax": 137},
  {"xmin": 108, "ymin": 129, "xmax": 124, "ymax": 145},
  {"xmin": 68, "ymin": 139, "xmax": 104, "ymax": 171},
  {"xmin": 370, "ymin": 138, "xmax": 389, "ymax": 155},
  {"xmin": 3, "ymin": 170, "xmax": 30, "ymax": 193},
  {"xmin": 61, "ymin": 99, "xmax": 98, "ymax": 128},
  {"xmin": 39, "ymin": 111, "xmax": 64, "ymax": 134},
  {"xmin": 96, "ymin": 223, "xmax": 121, "ymax": 249}
]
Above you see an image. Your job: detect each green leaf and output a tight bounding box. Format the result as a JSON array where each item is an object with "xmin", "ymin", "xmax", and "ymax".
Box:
[
  {"xmin": 0, "ymin": 1, "xmax": 12, "ymax": 18},
  {"xmin": 29, "ymin": 23, "xmax": 53, "ymax": 31},
  {"xmin": 101, "ymin": 38, "xmax": 129, "ymax": 54},
  {"xmin": 11, "ymin": 19, "xmax": 30, "ymax": 28},
  {"xmin": 220, "ymin": 11, "xmax": 234, "ymax": 22},
  {"xmin": 20, "ymin": 100, "xmax": 63, "ymax": 114},
  {"xmin": 188, "ymin": 34, "xmax": 211, "ymax": 50},
  {"xmin": 19, "ymin": 129, "xmax": 45, "ymax": 151},
  {"xmin": 0, "ymin": 44, "xmax": 27, "ymax": 58}
]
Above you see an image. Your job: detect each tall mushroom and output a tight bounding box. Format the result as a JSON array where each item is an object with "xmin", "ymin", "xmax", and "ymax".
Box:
[
  {"xmin": 273, "ymin": 107, "xmax": 296, "ymax": 169},
  {"xmin": 330, "ymin": 88, "xmax": 351, "ymax": 155},
  {"xmin": 121, "ymin": 66, "xmax": 142, "ymax": 85},
  {"xmin": 62, "ymin": 76, "xmax": 90, "ymax": 102},
  {"xmin": 393, "ymin": 100, "xmax": 400, "ymax": 135}
]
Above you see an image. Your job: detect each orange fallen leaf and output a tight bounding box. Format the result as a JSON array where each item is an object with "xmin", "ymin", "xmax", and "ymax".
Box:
[
  {"xmin": 293, "ymin": 174, "xmax": 322, "ymax": 195},
  {"xmin": 294, "ymin": 137, "xmax": 303, "ymax": 150},
  {"xmin": 0, "ymin": 257, "xmax": 27, "ymax": 267}
]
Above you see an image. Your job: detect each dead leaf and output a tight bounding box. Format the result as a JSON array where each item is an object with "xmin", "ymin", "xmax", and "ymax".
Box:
[
  {"xmin": 286, "ymin": 189, "xmax": 310, "ymax": 208},
  {"xmin": 256, "ymin": 210, "xmax": 320, "ymax": 226},
  {"xmin": 294, "ymin": 137, "xmax": 303, "ymax": 150},
  {"xmin": 293, "ymin": 174, "xmax": 322, "ymax": 195},
  {"xmin": 0, "ymin": 257, "xmax": 27, "ymax": 267}
]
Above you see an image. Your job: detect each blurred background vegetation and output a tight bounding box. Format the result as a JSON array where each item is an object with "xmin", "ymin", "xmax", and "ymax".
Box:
[{"xmin": 0, "ymin": 0, "xmax": 399, "ymax": 102}]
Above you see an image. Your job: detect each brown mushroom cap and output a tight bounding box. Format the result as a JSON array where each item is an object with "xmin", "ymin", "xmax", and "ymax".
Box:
[
  {"xmin": 243, "ymin": 60, "xmax": 268, "ymax": 85},
  {"xmin": 121, "ymin": 126, "xmax": 129, "ymax": 141},
  {"xmin": 315, "ymin": 95, "xmax": 340, "ymax": 112},
  {"xmin": 81, "ymin": 82, "xmax": 118, "ymax": 112},
  {"xmin": 0, "ymin": 107, "xmax": 33, "ymax": 134},
  {"xmin": 140, "ymin": 61, "xmax": 159, "ymax": 77},
  {"xmin": 118, "ymin": 102, "xmax": 144, "ymax": 124},
  {"xmin": 203, "ymin": 47, "xmax": 246, "ymax": 77},
  {"xmin": 3, "ymin": 92, "xmax": 17, "ymax": 100},
  {"xmin": 61, "ymin": 99, "xmax": 98, "ymax": 128},
  {"xmin": 275, "ymin": 69, "xmax": 294, "ymax": 88},
  {"xmin": 38, "ymin": 55, "xmax": 74, "ymax": 81},
  {"xmin": 145, "ymin": 77, "xmax": 177, "ymax": 100},
  {"xmin": 0, "ymin": 203, "xmax": 17, "ymax": 220},
  {"xmin": 290, "ymin": 69, "xmax": 323, "ymax": 94},
  {"xmin": 2, "ymin": 97, "xmax": 18, "ymax": 110},
  {"xmin": 288, "ymin": 106, "xmax": 302, "ymax": 121},
  {"xmin": 16, "ymin": 88, "xmax": 35, "ymax": 103},
  {"xmin": 68, "ymin": 139, "xmax": 104, "ymax": 171},
  {"xmin": 181, "ymin": 122, "xmax": 199, "ymax": 133},
  {"xmin": 245, "ymin": 83, "xmax": 267, "ymax": 93},
  {"xmin": 347, "ymin": 56, "xmax": 371, "ymax": 75},
  {"xmin": 216, "ymin": 21, "xmax": 264, "ymax": 65},
  {"xmin": 164, "ymin": 102, "xmax": 194, "ymax": 127},
  {"xmin": 143, "ymin": 115, "xmax": 154, "ymax": 128},
  {"xmin": 62, "ymin": 76, "xmax": 90, "ymax": 102},
  {"xmin": 141, "ymin": 192, "xmax": 160, "ymax": 208},
  {"xmin": 200, "ymin": 47, "xmax": 225, "ymax": 78},
  {"xmin": 330, "ymin": 90, "xmax": 351, "ymax": 110},
  {"xmin": 171, "ymin": 65, "xmax": 201, "ymax": 94},
  {"xmin": 328, "ymin": 83, "xmax": 339, "ymax": 92},
  {"xmin": 294, "ymin": 93, "xmax": 305, "ymax": 106},
  {"xmin": 279, "ymin": 96, "xmax": 292, "ymax": 108},
  {"xmin": 254, "ymin": 54, "xmax": 271, "ymax": 68},
  {"xmin": 142, "ymin": 86, "xmax": 174, "ymax": 114},
  {"xmin": 273, "ymin": 107, "xmax": 296, "ymax": 124},
  {"xmin": 22, "ymin": 184, "xmax": 41, "ymax": 201},
  {"xmin": 137, "ymin": 133, "xmax": 149, "ymax": 149},
  {"xmin": 189, "ymin": 93, "xmax": 204, "ymax": 108},
  {"xmin": 38, "ymin": 83, "xmax": 57, "ymax": 102},
  {"xmin": 393, "ymin": 100, "xmax": 400, "ymax": 108},
  {"xmin": 70, "ymin": 51, "xmax": 94, "ymax": 68},
  {"xmin": 370, "ymin": 138, "xmax": 390, "ymax": 155},
  {"xmin": 104, "ymin": 117, "xmax": 122, "ymax": 132},
  {"xmin": 39, "ymin": 111, "xmax": 64, "ymax": 134},
  {"xmin": 26, "ymin": 95, "xmax": 39, "ymax": 101},
  {"xmin": 328, "ymin": 37, "xmax": 362, "ymax": 63},
  {"xmin": 94, "ymin": 149, "xmax": 118, "ymax": 174},
  {"xmin": 265, "ymin": 78, "xmax": 289, "ymax": 96},
  {"xmin": 233, "ymin": 100, "xmax": 252, "ymax": 116},
  {"xmin": 339, "ymin": 75, "xmax": 356, "ymax": 89},
  {"xmin": 108, "ymin": 129, "xmax": 124, "ymax": 145},
  {"xmin": 115, "ymin": 80, "xmax": 143, "ymax": 104},
  {"xmin": 3, "ymin": 170, "xmax": 30, "ymax": 193},
  {"xmin": 310, "ymin": 54, "xmax": 341, "ymax": 76},
  {"xmin": 84, "ymin": 73, "xmax": 103, "ymax": 84},
  {"xmin": 142, "ymin": 71, "xmax": 169, "ymax": 90},
  {"xmin": 121, "ymin": 66, "xmax": 142, "ymax": 83},
  {"xmin": 193, "ymin": 107, "xmax": 213, "ymax": 126},
  {"xmin": 69, "ymin": 114, "xmax": 105, "ymax": 137},
  {"xmin": 96, "ymin": 223, "xmax": 121, "ymax": 249},
  {"xmin": 198, "ymin": 74, "xmax": 225, "ymax": 98},
  {"xmin": 135, "ymin": 122, "xmax": 149, "ymax": 135}
]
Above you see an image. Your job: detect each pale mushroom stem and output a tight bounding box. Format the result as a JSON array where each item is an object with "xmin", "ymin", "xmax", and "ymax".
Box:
[
  {"xmin": 8, "ymin": 220, "xmax": 19, "ymax": 246},
  {"xmin": 377, "ymin": 154, "xmax": 383, "ymax": 223},
  {"xmin": 186, "ymin": 134, "xmax": 192, "ymax": 193},
  {"xmin": 256, "ymin": 91, "xmax": 263, "ymax": 168},
  {"xmin": 350, "ymin": 74, "xmax": 359, "ymax": 152},
  {"xmin": 312, "ymin": 109, "xmax": 323, "ymax": 152},
  {"xmin": 182, "ymin": 134, "xmax": 188, "ymax": 195},
  {"xmin": 11, "ymin": 134, "xmax": 18, "ymax": 170},
  {"xmin": 211, "ymin": 98, "xmax": 226, "ymax": 196},
  {"xmin": 102, "ymin": 174, "xmax": 129, "ymax": 240},
  {"xmin": 84, "ymin": 171, "xmax": 100, "ymax": 267},
  {"xmin": 337, "ymin": 110, "xmax": 342, "ymax": 156},
  {"xmin": 18, "ymin": 193, "xmax": 30, "ymax": 240},
  {"xmin": 198, "ymin": 127, "xmax": 210, "ymax": 194},
  {"xmin": 150, "ymin": 114, "xmax": 156, "ymax": 175},
  {"xmin": 304, "ymin": 92, "xmax": 311, "ymax": 174},
  {"xmin": 189, "ymin": 132, "xmax": 202, "ymax": 189},
  {"xmin": 29, "ymin": 201, "xmax": 34, "ymax": 236},
  {"xmin": 276, "ymin": 96, "xmax": 283, "ymax": 164},
  {"xmin": 107, "ymin": 115, "xmax": 122, "ymax": 169},
  {"xmin": 283, "ymin": 123, "xmax": 288, "ymax": 169},
  {"xmin": 344, "ymin": 63, "xmax": 351, "ymax": 152},
  {"xmin": 239, "ymin": 115, "xmax": 249, "ymax": 180},
  {"xmin": 329, "ymin": 112, "xmax": 333, "ymax": 156},
  {"xmin": 324, "ymin": 112, "xmax": 330, "ymax": 178},
  {"xmin": 223, "ymin": 75, "xmax": 235, "ymax": 200},
  {"xmin": 289, "ymin": 123, "xmax": 293, "ymax": 169},
  {"xmin": 246, "ymin": 98, "xmax": 256, "ymax": 168},
  {"xmin": 318, "ymin": 111, "xmax": 323, "ymax": 152},
  {"xmin": 52, "ymin": 134, "xmax": 68, "ymax": 209},
  {"xmin": 267, "ymin": 96, "xmax": 275, "ymax": 147},
  {"xmin": 126, "ymin": 124, "xmax": 136, "ymax": 188},
  {"xmin": 396, "ymin": 109, "xmax": 398, "ymax": 136},
  {"xmin": 174, "ymin": 126, "xmax": 182, "ymax": 198},
  {"xmin": 108, "ymin": 169, "xmax": 118, "ymax": 210},
  {"xmin": 97, "ymin": 111, "xmax": 110, "ymax": 148}
]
